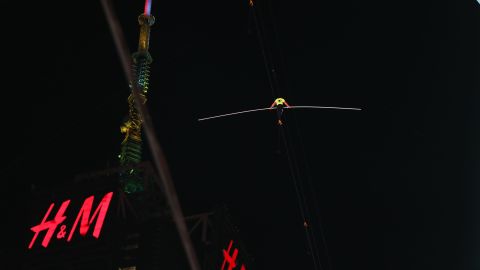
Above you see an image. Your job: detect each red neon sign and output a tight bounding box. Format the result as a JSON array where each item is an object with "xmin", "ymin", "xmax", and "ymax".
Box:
[
  {"xmin": 221, "ymin": 240, "xmax": 246, "ymax": 270},
  {"xmin": 28, "ymin": 192, "xmax": 114, "ymax": 249}
]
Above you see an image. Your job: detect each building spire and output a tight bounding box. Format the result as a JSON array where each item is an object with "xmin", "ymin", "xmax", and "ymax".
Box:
[{"xmin": 118, "ymin": 1, "xmax": 155, "ymax": 194}]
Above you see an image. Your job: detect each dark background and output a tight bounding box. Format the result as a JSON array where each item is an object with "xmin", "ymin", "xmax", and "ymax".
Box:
[{"xmin": 2, "ymin": 0, "xmax": 480, "ymax": 269}]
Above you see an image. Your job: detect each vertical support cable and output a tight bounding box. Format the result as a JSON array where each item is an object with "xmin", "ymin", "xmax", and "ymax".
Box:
[
  {"xmin": 249, "ymin": 1, "xmax": 326, "ymax": 269},
  {"xmin": 280, "ymin": 126, "xmax": 323, "ymax": 270}
]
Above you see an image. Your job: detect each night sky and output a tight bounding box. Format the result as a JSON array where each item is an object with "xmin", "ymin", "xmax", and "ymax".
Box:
[{"xmin": 3, "ymin": 0, "xmax": 480, "ymax": 269}]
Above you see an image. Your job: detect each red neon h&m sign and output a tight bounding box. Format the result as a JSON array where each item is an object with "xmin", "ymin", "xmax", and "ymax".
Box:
[
  {"xmin": 222, "ymin": 240, "xmax": 247, "ymax": 270},
  {"xmin": 28, "ymin": 191, "xmax": 114, "ymax": 249}
]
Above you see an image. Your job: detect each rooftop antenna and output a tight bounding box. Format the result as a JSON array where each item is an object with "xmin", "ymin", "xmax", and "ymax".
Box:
[
  {"xmin": 117, "ymin": 0, "xmax": 155, "ymax": 194},
  {"xmin": 100, "ymin": 0, "xmax": 202, "ymax": 269}
]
